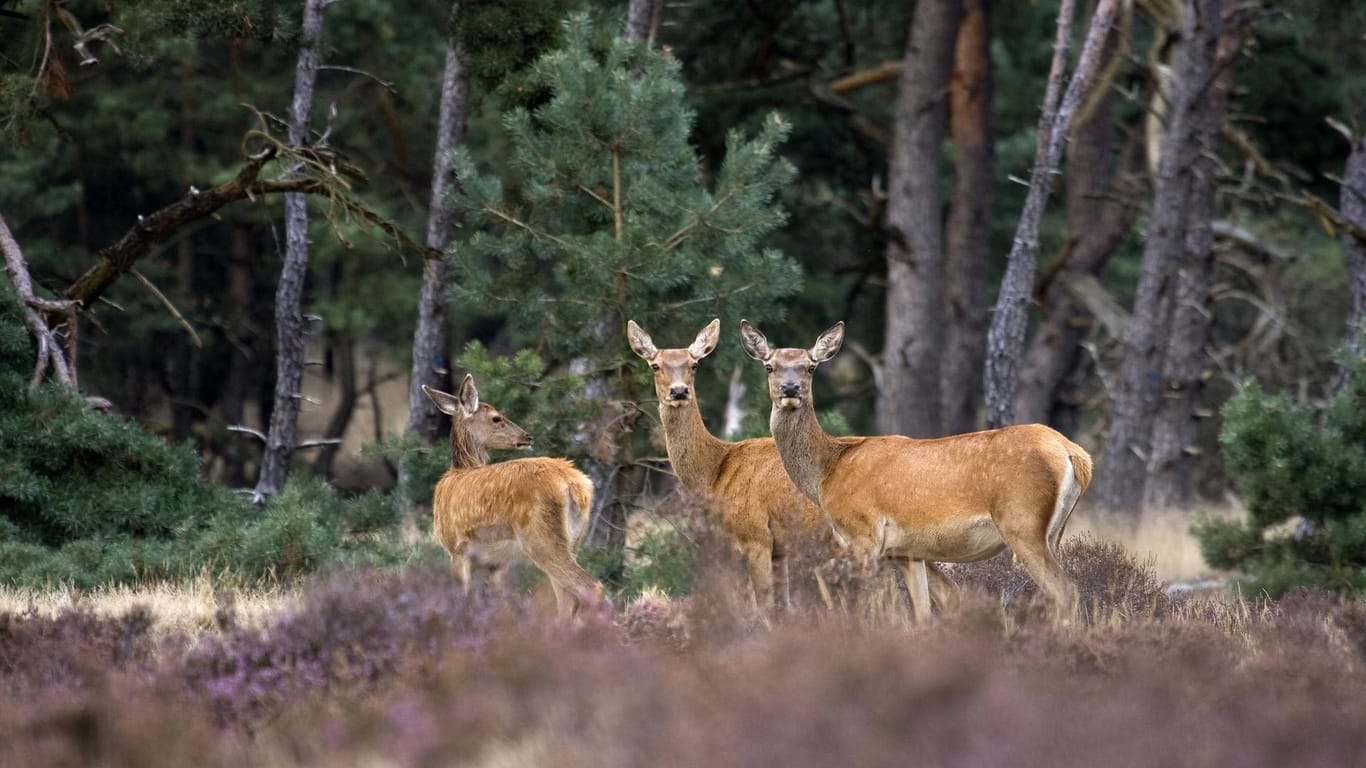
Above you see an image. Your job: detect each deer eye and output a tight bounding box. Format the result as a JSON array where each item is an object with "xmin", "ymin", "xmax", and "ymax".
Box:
[
  {"xmin": 807, "ymin": 365, "xmax": 817, "ymax": 374},
  {"xmin": 690, "ymin": 363, "xmax": 699, "ymax": 370},
  {"xmin": 492, "ymin": 416, "xmax": 502, "ymax": 424},
  {"xmin": 764, "ymin": 364, "xmax": 774, "ymax": 373},
  {"xmin": 650, "ymin": 363, "xmax": 660, "ymax": 371}
]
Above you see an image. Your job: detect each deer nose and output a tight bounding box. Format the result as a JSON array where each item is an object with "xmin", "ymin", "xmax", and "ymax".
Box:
[
  {"xmin": 779, "ymin": 382, "xmax": 801, "ymax": 398},
  {"xmin": 668, "ymin": 384, "xmax": 690, "ymax": 400}
]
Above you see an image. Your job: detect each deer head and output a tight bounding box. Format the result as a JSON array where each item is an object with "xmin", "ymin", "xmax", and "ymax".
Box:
[
  {"xmin": 423, "ymin": 375, "xmax": 532, "ymax": 453},
  {"xmin": 739, "ymin": 320, "xmax": 844, "ymax": 411},
  {"xmin": 627, "ymin": 318, "xmax": 720, "ymax": 409}
]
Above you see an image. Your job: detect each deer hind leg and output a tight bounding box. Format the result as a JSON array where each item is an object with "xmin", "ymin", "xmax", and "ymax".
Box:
[
  {"xmin": 518, "ymin": 518, "xmax": 607, "ymax": 620},
  {"xmin": 925, "ymin": 561, "xmax": 958, "ymax": 612},
  {"xmin": 897, "ymin": 559, "xmax": 933, "ymax": 624}
]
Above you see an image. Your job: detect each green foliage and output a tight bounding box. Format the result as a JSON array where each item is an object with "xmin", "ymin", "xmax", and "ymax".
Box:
[
  {"xmin": 581, "ymin": 530, "xmax": 696, "ymax": 599},
  {"xmin": 1194, "ymin": 353, "xmax": 1366, "ymax": 595},
  {"xmin": 450, "ymin": 13, "xmax": 802, "ymax": 456}
]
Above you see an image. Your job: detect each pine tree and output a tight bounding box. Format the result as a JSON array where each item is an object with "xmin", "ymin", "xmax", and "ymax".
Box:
[
  {"xmin": 1194, "ymin": 352, "xmax": 1366, "ymax": 595},
  {"xmin": 448, "ymin": 13, "xmax": 801, "ymax": 564},
  {"xmin": 452, "ymin": 15, "xmax": 800, "ymax": 361}
]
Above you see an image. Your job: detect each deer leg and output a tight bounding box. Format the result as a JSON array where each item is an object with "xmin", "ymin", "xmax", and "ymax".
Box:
[
  {"xmin": 1008, "ymin": 536, "xmax": 1080, "ymax": 620},
  {"xmin": 772, "ymin": 547, "xmax": 792, "ymax": 612},
  {"xmin": 924, "ymin": 561, "xmax": 958, "ymax": 612},
  {"xmin": 901, "ymin": 558, "xmax": 933, "ymax": 624},
  {"xmin": 518, "ymin": 525, "xmax": 608, "ymax": 620},
  {"xmin": 450, "ymin": 541, "xmax": 474, "ymax": 598},
  {"xmin": 741, "ymin": 540, "xmax": 776, "ymax": 617}
]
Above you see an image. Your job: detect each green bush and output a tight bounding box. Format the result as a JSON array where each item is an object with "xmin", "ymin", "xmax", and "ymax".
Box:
[
  {"xmin": 1194, "ymin": 352, "xmax": 1366, "ymax": 595},
  {"xmin": 0, "ymin": 279, "xmax": 410, "ymax": 588}
]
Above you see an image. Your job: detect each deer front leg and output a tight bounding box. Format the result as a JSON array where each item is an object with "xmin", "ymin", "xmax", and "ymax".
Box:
[{"xmin": 740, "ymin": 540, "xmax": 776, "ymax": 619}]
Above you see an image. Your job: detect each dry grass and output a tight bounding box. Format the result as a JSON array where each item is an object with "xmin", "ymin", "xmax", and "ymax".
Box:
[
  {"xmin": 1067, "ymin": 501, "xmax": 1243, "ymax": 584},
  {"xmin": 0, "ymin": 576, "xmax": 300, "ymax": 649}
]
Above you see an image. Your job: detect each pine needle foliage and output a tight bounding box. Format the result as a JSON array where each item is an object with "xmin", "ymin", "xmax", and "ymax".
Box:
[
  {"xmin": 449, "ymin": 13, "xmax": 802, "ymax": 436},
  {"xmin": 1194, "ymin": 352, "xmax": 1366, "ymax": 595}
]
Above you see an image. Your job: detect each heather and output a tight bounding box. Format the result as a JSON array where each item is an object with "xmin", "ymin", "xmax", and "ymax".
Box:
[{"xmin": 4, "ymin": 539, "xmax": 1366, "ymax": 767}]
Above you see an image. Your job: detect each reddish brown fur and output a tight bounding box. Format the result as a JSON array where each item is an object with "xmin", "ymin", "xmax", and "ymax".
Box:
[
  {"xmin": 740, "ymin": 321, "xmax": 1093, "ymax": 620},
  {"xmin": 628, "ymin": 319, "xmax": 953, "ymax": 613},
  {"xmin": 423, "ymin": 379, "xmax": 605, "ymax": 619}
]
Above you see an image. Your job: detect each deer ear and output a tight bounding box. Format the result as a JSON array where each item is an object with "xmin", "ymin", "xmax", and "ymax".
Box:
[
  {"xmin": 810, "ymin": 321, "xmax": 845, "ymax": 363},
  {"xmin": 456, "ymin": 374, "xmax": 480, "ymax": 415},
  {"xmin": 739, "ymin": 320, "xmax": 772, "ymax": 361},
  {"xmin": 626, "ymin": 320, "xmax": 658, "ymax": 360},
  {"xmin": 688, "ymin": 318, "xmax": 721, "ymax": 359},
  {"xmin": 422, "ymin": 384, "xmax": 463, "ymax": 416}
]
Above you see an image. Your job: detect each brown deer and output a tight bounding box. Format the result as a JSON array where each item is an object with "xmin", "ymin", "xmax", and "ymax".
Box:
[
  {"xmin": 423, "ymin": 376, "xmax": 606, "ymax": 619},
  {"xmin": 739, "ymin": 320, "xmax": 1093, "ymax": 621},
  {"xmin": 628, "ymin": 318, "xmax": 953, "ymax": 614}
]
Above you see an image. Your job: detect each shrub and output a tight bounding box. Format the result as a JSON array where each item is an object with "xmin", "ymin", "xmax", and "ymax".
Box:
[{"xmin": 1194, "ymin": 353, "xmax": 1366, "ymax": 595}]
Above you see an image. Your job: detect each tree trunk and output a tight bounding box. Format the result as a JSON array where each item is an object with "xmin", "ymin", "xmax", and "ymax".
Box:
[
  {"xmin": 218, "ymin": 227, "xmax": 255, "ymax": 487},
  {"xmin": 940, "ymin": 0, "xmax": 994, "ymax": 435},
  {"xmin": 1096, "ymin": 0, "xmax": 1222, "ymax": 513},
  {"xmin": 1144, "ymin": 22, "xmax": 1236, "ymax": 510},
  {"xmin": 983, "ymin": 0, "xmax": 1122, "ymax": 430},
  {"xmin": 1014, "ymin": 54, "xmax": 1144, "ymax": 425},
  {"xmin": 254, "ymin": 0, "xmax": 332, "ymax": 502},
  {"xmin": 1338, "ymin": 135, "xmax": 1366, "ymax": 390},
  {"xmin": 312, "ymin": 329, "xmax": 357, "ymax": 478},
  {"xmin": 624, "ymin": 0, "xmax": 663, "ymax": 45},
  {"xmin": 399, "ymin": 13, "xmax": 469, "ymax": 510},
  {"xmin": 878, "ymin": 0, "xmax": 960, "ymax": 438}
]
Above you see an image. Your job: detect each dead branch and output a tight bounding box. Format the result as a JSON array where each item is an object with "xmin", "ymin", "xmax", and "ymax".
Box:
[
  {"xmin": 67, "ymin": 119, "xmax": 438, "ymax": 308},
  {"xmin": 1, "ymin": 212, "xmax": 80, "ymax": 391}
]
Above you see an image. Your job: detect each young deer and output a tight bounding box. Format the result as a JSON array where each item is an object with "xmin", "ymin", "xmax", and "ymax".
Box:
[
  {"xmin": 628, "ymin": 318, "xmax": 953, "ymax": 614},
  {"xmin": 423, "ymin": 376, "xmax": 606, "ymax": 619},
  {"xmin": 740, "ymin": 321, "xmax": 1093, "ymax": 621}
]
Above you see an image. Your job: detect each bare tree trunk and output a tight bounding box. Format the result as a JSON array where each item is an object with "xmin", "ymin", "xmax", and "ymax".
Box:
[
  {"xmin": 624, "ymin": 0, "xmax": 664, "ymax": 46},
  {"xmin": 254, "ymin": 0, "xmax": 333, "ymax": 502},
  {"xmin": 940, "ymin": 0, "xmax": 994, "ymax": 435},
  {"xmin": 1014, "ymin": 68, "xmax": 1144, "ymax": 424},
  {"xmin": 399, "ymin": 12, "xmax": 469, "ymax": 510},
  {"xmin": 879, "ymin": 0, "xmax": 960, "ymax": 438},
  {"xmin": 1338, "ymin": 135, "xmax": 1366, "ymax": 390},
  {"xmin": 1144, "ymin": 22, "xmax": 1236, "ymax": 510},
  {"xmin": 1, "ymin": 213, "xmax": 79, "ymax": 391},
  {"xmin": 983, "ymin": 0, "xmax": 1121, "ymax": 430},
  {"xmin": 218, "ymin": 227, "xmax": 255, "ymax": 486},
  {"xmin": 1096, "ymin": 0, "xmax": 1222, "ymax": 513},
  {"xmin": 312, "ymin": 329, "xmax": 357, "ymax": 478}
]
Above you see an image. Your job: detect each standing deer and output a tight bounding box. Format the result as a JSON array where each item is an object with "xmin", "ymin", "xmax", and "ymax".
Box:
[
  {"xmin": 423, "ymin": 376, "xmax": 606, "ymax": 619},
  {"xmin": 739, "ymin": 320, "xmax": 1092, "ymax": 621},
  {"xmin": 627, "ymin": 318, "xmax": 953, "ymax": 614}
]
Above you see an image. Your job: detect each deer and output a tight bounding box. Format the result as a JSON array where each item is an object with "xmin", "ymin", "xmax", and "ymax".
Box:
[
  {"xmin": 627, "ymin": 318, "xmax": 954, "ymax": 615},
  {"xmin": 422, "ymin": 376, "xmax": 606, "ymax": 619},
  {"xmin": 739, "ymin": 320, "xmax": 1093, "ymax": 622}
]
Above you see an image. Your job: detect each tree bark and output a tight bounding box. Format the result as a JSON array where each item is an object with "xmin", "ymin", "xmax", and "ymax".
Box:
[
  {"xmin": 982, "ymin": 0, "xmax": 1122, "ymax": 430},
  {"xmin": 1338, "ymin": 135, "xmax": 1366, "ymax": 390},
  {"xmin": 624, "ymin": 0, "xmax": 663, "ymax": 45},
  {"xmin": 878, "ymin": 0, "xmax": 960, "ymax": 438},
  {"xmin": 1096, "ymin": 0, "xmax": 1222, "ymax": 513},
  {"xmin": 399, "ymin": 13, "xmax": 470, "ymax": 511},
  {"xmin": 1, "ymin": 213, "xmax": 79, "ymax": 391},
  {"xmin": 254, "ymin": 0, "xmax": 333, "ymax": 502},
  {"xmin": 1144, "ymin": 20, "xmax": 1236, "ymax": 510},
  {"xmin": 940, "ymin": 0, "xmax": 994, "ymax": 435},
  {"xmin": 1014, "ymin": 60, "xmax": 1144, "ymax": 425}
]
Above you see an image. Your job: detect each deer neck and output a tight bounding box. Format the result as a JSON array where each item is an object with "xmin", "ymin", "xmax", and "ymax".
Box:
[
  {"xmin": 659, "ymin": 399, "xmax": 728, "ymax": 491},
  {"xmin": 769, "ymin": 401, "xmax": 841, "ymax": 506},
  {"xmin": 448, "ymin": 427, "xmax": 490, "ymax": 471}
]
